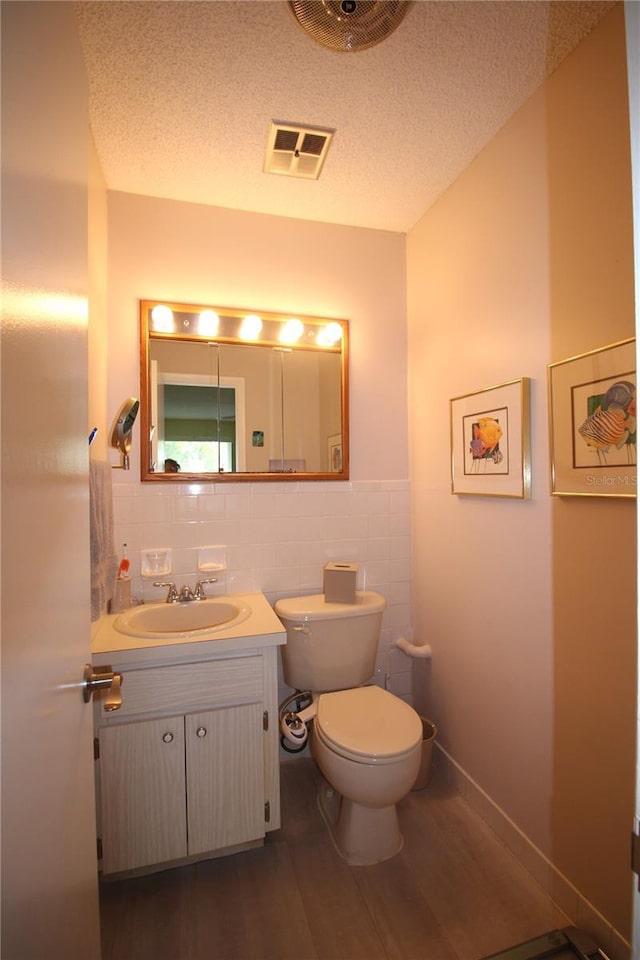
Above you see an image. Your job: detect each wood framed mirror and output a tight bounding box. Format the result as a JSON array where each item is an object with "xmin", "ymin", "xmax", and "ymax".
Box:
[{"xmin": 139, "ymin": 299, "xmax": 349, "ymax": 482}]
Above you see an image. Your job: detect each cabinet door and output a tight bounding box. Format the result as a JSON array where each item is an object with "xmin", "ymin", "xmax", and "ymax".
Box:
[
  {"xmin": 186, "ymin": 702, "xmax": 264, "ymax": 856},
  {"xmin": 100, "ymin": 716, "xmax": 187, "ymax": 874}
]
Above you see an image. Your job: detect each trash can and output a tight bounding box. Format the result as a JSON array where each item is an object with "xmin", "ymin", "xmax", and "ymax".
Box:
[{"xmin": 412, "ymin": 717, "xmax": 437, "ymax": 790}]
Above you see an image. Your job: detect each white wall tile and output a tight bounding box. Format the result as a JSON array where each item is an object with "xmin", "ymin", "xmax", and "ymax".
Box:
[
  {"xmin": 113, "ymin": 479, "xmax": 413, "ymax": 702},
  {"xmin": 196, "ymin": 494, "xmax": 225, "ymax": 519},
  {"xmin": 171, "ymin": 495, "xmax": 200, "ymax": 522},
  {"xmin": 250, "ymin": 492, "xmax": 278, "ymax": 518},
  {"xmin": 368, "ymin": 513, "xmax": 391, "ymax": 538},
  {"xmin": 388, "ymin": 535, "xmax": 410, "ymax": 559},
  {"xmin": 141, "ymin": 495, "xmax": 171, "ymax": 523},
  {"xmin": 389, "ymin": 489, "xmax": 411, "ymax": 513}
]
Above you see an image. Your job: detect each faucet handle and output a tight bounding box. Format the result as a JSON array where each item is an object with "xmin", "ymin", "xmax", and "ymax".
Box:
[
  {"xmin": 195, "ymin": 577, "xmax": 217, "ymax": 600},
  {"xmin": 153, "ymin": 581, "xmax": 178, "ymax": 603}
]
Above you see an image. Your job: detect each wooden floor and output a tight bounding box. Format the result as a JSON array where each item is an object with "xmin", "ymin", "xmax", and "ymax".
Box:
[{"xmin": 99, "ymin": 757, "xmax": 568, "ymax": 960}]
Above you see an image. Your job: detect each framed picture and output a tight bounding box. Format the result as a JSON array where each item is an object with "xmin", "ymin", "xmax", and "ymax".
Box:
[
  {"xmin": 328, "ymin": 434, "xmax": 342, "ymax": 473},
  {"xmin": 450, "ymin": 378, "xmax": 530, "ymax": 498},
  {"xmin": 548, "ymin": 338, "xmax": 636, "ymax": 498}
]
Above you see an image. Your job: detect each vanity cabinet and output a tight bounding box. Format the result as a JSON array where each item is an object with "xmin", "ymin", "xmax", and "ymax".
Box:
[{"xmin": 94, "ymin": 646, "xmax": 281, "ymax": 877}]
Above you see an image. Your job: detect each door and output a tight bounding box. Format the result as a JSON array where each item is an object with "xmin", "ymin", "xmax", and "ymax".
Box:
[
  {"xmin": 1, "ymin": 4, "xmax": 101, "ymax": 957},
  {"xmin": 186, "ymin": 703, "xmax": 265, "ymax": 855},
  {"xmin": 627, "ymin": 0, "xmax": 640, "ymax": 950},
  {"xmin": 100, "ymin": 717, "xmax": 188, "ymax": 874}
]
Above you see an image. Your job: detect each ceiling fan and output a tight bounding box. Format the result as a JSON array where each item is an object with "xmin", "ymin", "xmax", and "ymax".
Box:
[{"xmin": 287, "ymin": 1, "xmax": 412, "ymax": 53}]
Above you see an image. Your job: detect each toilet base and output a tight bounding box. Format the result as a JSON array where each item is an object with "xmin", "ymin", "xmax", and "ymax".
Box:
[{"xmin": 317, "ymin": 779, "xmax": 404, "ymax": 866}]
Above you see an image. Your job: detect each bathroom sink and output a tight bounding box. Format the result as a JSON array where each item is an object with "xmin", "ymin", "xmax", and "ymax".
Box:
[{"xmin": 114, "ymin": 599, "xmax": 251, "ymax": 639}]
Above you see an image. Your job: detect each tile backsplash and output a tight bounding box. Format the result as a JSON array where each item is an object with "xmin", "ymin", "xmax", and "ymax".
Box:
[{"xmin": 112, "ymin": 478, "xmax": 414, "ymax": 702}]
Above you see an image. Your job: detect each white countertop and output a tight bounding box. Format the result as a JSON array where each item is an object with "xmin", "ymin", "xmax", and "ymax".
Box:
[{"xmin": 92, "ymin": 591, "xmax": 286, "ymax": 668}]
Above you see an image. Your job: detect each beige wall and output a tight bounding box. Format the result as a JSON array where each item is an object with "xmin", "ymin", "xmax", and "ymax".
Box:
[
  {"xmin": 407, "ymin": 4, "xmax": 634, "ymax": 942},
  {"xmin": 105, "ymin": 193, "xmax": 408, "ymax": 482},
  {"xmin": 88, "ymin": 131, "xmax": 109, "ymax": 460},
  {"xmin": 547, "ymin": 4, "xmax": 635, "ymax": 939},
  {"xmin": 104, "ymin": 193, "xmax": 414, "ymax": 702}
]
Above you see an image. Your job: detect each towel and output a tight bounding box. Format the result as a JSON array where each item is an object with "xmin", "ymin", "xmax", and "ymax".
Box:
[{"xmin": 89, "ymin": 460, "xmax": 118, "ymax": 621}]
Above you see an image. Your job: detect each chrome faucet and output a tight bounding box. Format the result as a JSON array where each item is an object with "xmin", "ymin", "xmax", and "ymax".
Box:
[
  {"xmin": 153, "ymin": 581, "xmax": 179, "ymax": 603},
  {"xmin": 153, "ymin": 578, "xmax": 218, "ymax": 603},
  {"xmin": 195, "ymin": 577, "xmax": 217, "ymax": 600}
]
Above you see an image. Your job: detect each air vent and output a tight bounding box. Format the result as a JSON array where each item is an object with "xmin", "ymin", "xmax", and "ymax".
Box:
[{"xmin": 264, "ymin": 121, "xmax": 335, "ymax": 180}]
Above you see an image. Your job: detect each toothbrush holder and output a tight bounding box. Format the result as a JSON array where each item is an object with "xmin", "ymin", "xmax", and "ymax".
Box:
[{"xmin": 141, "ymin": 548, "xmax": 172, "ymax": 578}]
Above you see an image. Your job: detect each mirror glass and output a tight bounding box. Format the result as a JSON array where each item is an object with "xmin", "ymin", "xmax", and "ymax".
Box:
[{"xmin": 140, "ymin": 300, "xmax": 349, "ymax": 481}]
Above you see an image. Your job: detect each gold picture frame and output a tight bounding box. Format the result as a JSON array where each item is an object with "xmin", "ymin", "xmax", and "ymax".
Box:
[
  {"xmin": 328, "ymin": 433, "xmax": 343, "ymax": 473},
  {"xmin": 548, "ymin": 338, "xmax": 636, "ymax": 498},
  {"xmin": 450, "ymin": 378, "xmax": 530, "ymax": 498}
]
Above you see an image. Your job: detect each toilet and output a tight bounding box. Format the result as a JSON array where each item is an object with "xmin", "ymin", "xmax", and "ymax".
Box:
[{"xmin": 274, "ymin": 591, "xmax": 422, "ymax": 866}]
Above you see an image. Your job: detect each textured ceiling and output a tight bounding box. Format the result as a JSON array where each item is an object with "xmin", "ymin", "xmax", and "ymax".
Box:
[{"xmin": 75, "ymin": 0, "xmax": 615, "ymax": 233}]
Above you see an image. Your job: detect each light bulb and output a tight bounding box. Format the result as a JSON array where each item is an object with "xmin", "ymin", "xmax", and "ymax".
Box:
[
  {"xmin": 198, "ymin": 309, "xmax": 219, "ymax": 336},
  {"xmin": 240, "ymin": 313, "xmax": 263, "ymax": 340},
  {"xmin": 279, "ymin": 318, "xmax": 304, "ymax": 344},
  {"xmin": 150, "ymin": 304, "xmax": 174, "ymax": 333},
  {"xmin": 317, "ymin": 322, "xmax": 342, "ymax": 347}
]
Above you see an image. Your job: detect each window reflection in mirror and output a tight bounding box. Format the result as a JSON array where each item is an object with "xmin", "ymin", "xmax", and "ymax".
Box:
[{"xmin": 140, "ymin": 300, "xmax": 349, "ymax": 481}]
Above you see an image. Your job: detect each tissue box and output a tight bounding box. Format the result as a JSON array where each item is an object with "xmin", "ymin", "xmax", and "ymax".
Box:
[{"xmin": 323, "ymin": 562, "xmax": 358, "ymax": 603}]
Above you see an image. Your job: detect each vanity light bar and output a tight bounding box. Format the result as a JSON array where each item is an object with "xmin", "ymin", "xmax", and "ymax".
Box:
[{"xmin": 146, "ymin": 301, "xmax": 344, "ymax": 351}]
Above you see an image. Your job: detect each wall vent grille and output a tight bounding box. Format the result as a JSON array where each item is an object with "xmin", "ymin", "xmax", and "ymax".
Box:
[{"xmin": 264, "ymin": 121, "xmax": 335, "ymax": 180}]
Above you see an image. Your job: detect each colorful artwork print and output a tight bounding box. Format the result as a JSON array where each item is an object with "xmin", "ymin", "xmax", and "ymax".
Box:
[
  {"xmin": 548, "ymin": 339, "xmax": 635, "ymax": 497},
  {"xmin": 450, "ymin": 378, "xmax": 529, "ymax": 497},
  {"xmin": 464, "ymin": 408, "xmax": 508, "ymax": 476},
  {"xmin": 573, "ymin": 376, "xmax": 636, "ymax": 469}
]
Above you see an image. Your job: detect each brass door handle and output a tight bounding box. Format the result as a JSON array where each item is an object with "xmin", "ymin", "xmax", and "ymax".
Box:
[
  {"xmin": 104, "ymin": 671, "xmax": 123, "ymax": 711},
  {"xmin": 83, "ymin": 664, "xmax": 123, "ymax": 711}
]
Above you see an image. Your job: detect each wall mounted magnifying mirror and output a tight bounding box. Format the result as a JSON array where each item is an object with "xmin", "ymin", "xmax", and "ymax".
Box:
[
  {"xmin": 111, "ymin": 397, "xmax": 140, "ymax": 470},
  {"xmin": 140, "ymin": 300, "xmax": 349, "ymax": 482}
]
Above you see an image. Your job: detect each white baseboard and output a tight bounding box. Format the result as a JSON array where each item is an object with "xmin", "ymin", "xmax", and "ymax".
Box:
[{"xmin": 433, "ymin": 743, "xmax": 630, "ymax": 960}]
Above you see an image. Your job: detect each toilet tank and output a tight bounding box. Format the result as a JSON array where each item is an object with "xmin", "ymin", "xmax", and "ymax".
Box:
[{"xmin": 274, "ymin": 591, "xmax": 385, "ymax": 692}]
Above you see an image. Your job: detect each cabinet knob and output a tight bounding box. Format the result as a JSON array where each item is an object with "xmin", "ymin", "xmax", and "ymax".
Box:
[
  {"xmin": 196, "ymin": 726, "xmax": 207, "ymax": 739},
  {"xmin": 162, "ymin": 732, "xmax": 174, "ymax": 744}
]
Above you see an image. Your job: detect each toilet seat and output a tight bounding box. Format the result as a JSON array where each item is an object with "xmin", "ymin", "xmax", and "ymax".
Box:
[{"xmin": 315, "ymin": 685, "xmax": 422, "ymax": 764}]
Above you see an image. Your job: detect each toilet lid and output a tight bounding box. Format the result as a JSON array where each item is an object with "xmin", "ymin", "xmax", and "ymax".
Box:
[
  {"xmin": 316, "ymin": 685, "xmax": 422, "ymax": 761},
  {"xmin": 275, "ymin": 591, "xmax": 385, "ymax": 621}
]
